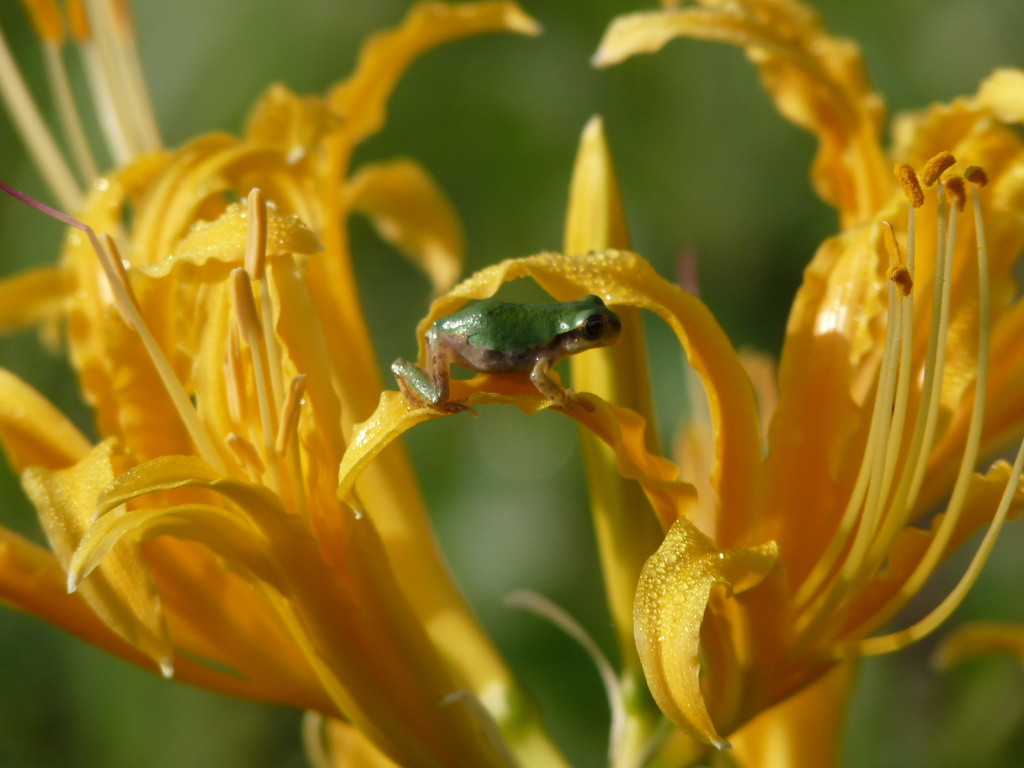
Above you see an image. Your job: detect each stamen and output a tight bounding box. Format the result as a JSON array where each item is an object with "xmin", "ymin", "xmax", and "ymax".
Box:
[
  {"xmin": 0, "ymin": 182, "xmax": 227, "ymax": 473},
  {"xmin": 245, "ymin": 188, "xmax": 268, "ymax": 280},
  {"xmin": 964, "ymin": 166, "xmax": 988, "ymax": 187},
  {"xmin": 277, "ymin": 375, "xmax": 309, "ymax": 524},
  {"xmin": 922, "ymin": 151, "xmax": 955, "ymax": 186},
  {"xmin": 225, "ymin": 433, "xmax": 266, "ymax": 480},
  {"xmin": 232, "ymin": 268, "xmax": 283, "ymax": 495},
  {"xmin": 0, "ymin": 27, "xmax": 82, "ymax": 209},
  {"xmin": 67, "ymin": 0, "xmax": 91, "ymax": 41},
  {"xmin": 224, "ymin": 327, "xmax": 246, "ymax": 424},
  {"xmin": 19, "ymin": 1, "xmax": 99, "ymax": 184},
  {"xmin": 943, "ymin": 176, "xmax": 966, "ymax": 212},
  {"xmin": 882, "ymin": 221, "xmax": 913, "ymax": 296},
  {"xmin": 245, "ymin": 190, "xmax": 285, "ymax": 415},
  {"xmin": 898, "ymin": 182, "xmax": 956, "ymax": 518},
  {"xmin": 840, "ymin": 176, "xmax": 1012, "ymax": 657},
  {"xmin": 894, "ymin": 162, "xmax": 924, "ymax": 208},
  {"xmin": 276, "ymin": 375, "xmax": 307, "ymax": 456},
  {"xmin": 231, "ymin": 267, "xmax": 263, "ymax": 343},
  {"xmin": 21, "ymin": 0, "xmax": 65, "ymax": 43},
  {"xmin": 794, "ymin": 226, "xmax": 909, "ymax": 621}
]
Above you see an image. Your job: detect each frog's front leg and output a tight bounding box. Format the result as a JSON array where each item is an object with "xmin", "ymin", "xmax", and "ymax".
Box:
[
  {"xmin": 530, "ymin": 357, "xmax": 591, "ymax": 410},
  {"xmin": 392, "ymin": 342, "xmax": 473, "ymax": 414}
]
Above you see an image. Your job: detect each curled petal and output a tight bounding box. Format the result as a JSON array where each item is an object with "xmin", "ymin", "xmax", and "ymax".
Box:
[
  {"xmin": 328, "ymin": 2, "xmax": 541, "ymax": 144},
  {"xmin": 595, "ymin": 3, "xmax": 889, "ymax": 225},
  {"xmin": 0, "ymin": 368, "xmax": 91, "ymax": 470},
  {"xmin": 136, "ymin": 199, "xmax": 322, "ymax": 279},
  {"xmin": 94, "ymin": 454, "xmax": 281, "ymax": 519},
  {"xmin": 341, "ymin": 381, "xmax": 693, "ymax": 527},
  {"xmin": 633, "ymin": 518, "xmax": 778, "ymax": 747},
  {"xmin": 69, "ymin": 503, "xmax": 281, "ymax": 595},
  {"xmin": 244, "ymin": 84, "xmax": 343, "ymax": 161},
  {"xmin": 976, "ymin": 68, "xmax": 1024, "ymax": 124},
  {"xmin": 417, "ymin": 250, "xmax": 763, "ymax": 544},
  {"xmin": 21, "ymin": 440, "xmax": 171, "ymax": 671},
  {"xmin": 935, "ymin": 623, "xmax": 1024, "ymax": 669},
  {"xmin": 0, "ymin": 266, "xmax": 70, "ymax": 332},
  {"xmin": 346, "ymin": 158, "xmax": 464, "ymax": 295}
]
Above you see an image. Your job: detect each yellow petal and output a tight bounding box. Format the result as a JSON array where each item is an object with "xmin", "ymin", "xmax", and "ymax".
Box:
[
  {"xmin": 0, "ymin": 367, "xmax": 91, "ymax": 470},
  {"xmin": 935, "ymin": 622, "xmax": 1024, "ymax": 669},
  {"xmin": 728, "ymin": 663, "xmax": 854, "ymax": 767},
  {"xmin": 137, "ymin": 199, "xmax": 322, "ymax": 280},
  {"xmin": 21, "ymin": 439, "xmax": 171, "ymax": 672},
  {"xmin": 634, "ymin": 517, "xmax": 778, "ymax": 747},
  {"xmin": 564, "ymin": 116, "xmax": 631, "ymax": 257},
  {"xmin": 976, "ymin": 68, "xmax": 1024, "ymax": 124},
  {"xmin": 322, "ymin": 718, "xmax": 401, "ymax": 767},
  {"xmin": 244, "ymin": 84, "xmax": 342, "ymax": 161},
  {"xmin": 328, "ymin": 1, "xmax": 541, "ymax": 144},
  {"xmin": 0, "ymin": 265, "xmax": 70, "ymax": 332},
  {"xmin": 78, "ymin": 457, "xmax": 514, "ymax": 767},
  {"xmin": 346, "ymin": 158, "xmax": 464, "ymax": 295},
  {"xmin": 595, "ymin": 4, "xmax": 890, "ymax": 225},
  {"xmin": 563, "ymin": 117, "xmax": 664, "ymax": 703},
  {"xmin": 0, "ymin": 524, "xmax": 329, "ymax": 710}
]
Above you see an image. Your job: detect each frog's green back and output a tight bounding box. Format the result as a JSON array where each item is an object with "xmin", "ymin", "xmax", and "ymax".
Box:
[{"xmin": 436, "ymin": 298, "xmax": 600, "ymax": 353}]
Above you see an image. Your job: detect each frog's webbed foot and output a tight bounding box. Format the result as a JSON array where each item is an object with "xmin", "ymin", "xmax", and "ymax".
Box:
[
  {"xmin": 555, "ymin": 387, "xmax": 594, "ymax": 412},
  {"xmin": 392, "ymin": 358, "xmax": 477, "ymax": 416}
]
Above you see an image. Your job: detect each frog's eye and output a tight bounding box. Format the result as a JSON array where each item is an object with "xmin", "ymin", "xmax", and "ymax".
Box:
[{"xmin": 582, "ymin": 314, "xmax": 607, "ymax": 340}]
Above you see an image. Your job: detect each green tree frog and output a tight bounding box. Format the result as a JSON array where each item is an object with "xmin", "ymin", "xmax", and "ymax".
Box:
[{"xmin": 392, "ymin": 295, "xmax": 622, "ymax": 412}]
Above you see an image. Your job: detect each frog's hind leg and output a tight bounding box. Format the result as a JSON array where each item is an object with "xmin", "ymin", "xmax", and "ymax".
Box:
[{"xmin": 392, "ymin": 345, "xmax": 474, "ymax": 415}]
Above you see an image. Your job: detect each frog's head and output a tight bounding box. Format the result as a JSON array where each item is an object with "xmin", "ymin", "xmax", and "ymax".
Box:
[{"xmin": 558, "ymin": 295, "xmax": 622, "ymax": 354}]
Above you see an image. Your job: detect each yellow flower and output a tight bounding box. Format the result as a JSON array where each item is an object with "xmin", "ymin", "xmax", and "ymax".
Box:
[
  {"xmin": 341, "ymin": 1, "xmax": 1024, "ymax": 766},
  {"xmin": 585, "ymin": 0, "xmax": 1024, "ymax": 761},
  {"xmin": 0, "ymin": 2, "xmax": 587, "ymax": 766}
]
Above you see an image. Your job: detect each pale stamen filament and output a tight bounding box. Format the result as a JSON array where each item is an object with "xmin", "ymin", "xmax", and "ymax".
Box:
[
  {"xmin": 72, "ymin": 7, "xmax": 131, "ymax": 167},
  {"xmin": 901, "ymin": 184, "xmax": 957, "ymax": 512},
  {"xmin": 225, "ymin": 432, "xmax": 266, "ymax": 481},
  {"xmin": 43, "ymin": 43, "xmax": 100, "ymax": 185},
  {"xmin": 0, "ymin": 24, "xmax": 82, "ymax": 210},
  {"xmin": 840, "ymin": 177, "xmax": 1018, "ymax": 657},
  {"xmin": 846, "ymin": 215, "xmax": 922, "ymax": 593},
  {"xmin": 794, "ymin": 221, "xmax": 914, "ymax": 614},
  {"xmin": 81, "ymin": 0, "xmax": 159, "ymax": 158},
  {"xmin": 99, "ymin": 233, "xmax": 228, "ymax": 473},
  {"xmin": 102, "ymin": 0, "xmax": 161, "ymax": 153},
  {"xmin": 793, "ymin": 274, "xmax": 905, "ymax": 643},
  {"xmin": 224, "ymin": 326, "xmax": 246, "ymax": 425},
  {"xmin": 819, "ymin": 180, "xmax": 963, "ymax": 646},
  {"xmin": 231, "ymin": 268, "xmax": 284, "ymax": 498},
  {"xmin": 277, "ymin": 375, "xmax": 309, "ymax": 524},
  {"xmin": 245, "ymin": 189, "xmax": 286, "ymax": 416}
]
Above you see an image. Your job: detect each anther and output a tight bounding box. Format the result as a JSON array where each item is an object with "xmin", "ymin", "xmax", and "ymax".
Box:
[
  {"xmin": 245, "ymin": 188, "xmax": 267, "ymax": 280},
  {"xmin": 22, "ymin": 0, "xmax": 65, "ymax": 44},
  {"xmin": 922, "ymin": 151, "xmax": 956, "ymax": 186},
  {"xmin": 276, "ymin": 375, "xmax": 307, "ymax": 455},
  {"xmin": 231, "ymin": 268, "xmax": 263, "ymax": 343},
  {"xmin": 894, "ymin": 163, "xmax": 924, "ymax": 208},
  {"xmin": 964, "ymin": 166, "xmax": 989, "ymax": 187},
  {"xmin": 225, "ymin": 433, "xmax": 265, "ymax": 478},
  {"xmin": 943, "ymin": 176, "xmax": 966, "ymax": 212},
  {"xmin": 881, "ymin": 222, "xmax": 913, "ymax": 296},
  {"xmin": 66, "ymin": 0, "xmax": 91, "ymax": 41}
]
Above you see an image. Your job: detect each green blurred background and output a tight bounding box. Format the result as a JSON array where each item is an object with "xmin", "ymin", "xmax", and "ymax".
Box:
[{"xmin": 0, "ymin": 1, "xmax": 1022, "ymax": 766}]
